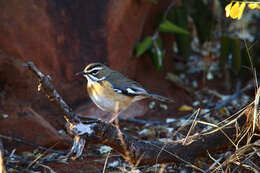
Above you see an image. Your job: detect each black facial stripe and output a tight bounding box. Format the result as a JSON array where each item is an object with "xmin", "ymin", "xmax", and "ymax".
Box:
[
  {"xmin": 87, "ymin": 64, "xmax": 102, "ymax": 71},
  {"xmin": 90, "ymin": 69, "xmax": 99, "ymax": 75},
  {"xmin": 88, "ymin": 74, "xmax": 98, "ymax": 81},
  {"xmin": 87, "ymin": 73, "xmax": 105, "ymax": 82}
]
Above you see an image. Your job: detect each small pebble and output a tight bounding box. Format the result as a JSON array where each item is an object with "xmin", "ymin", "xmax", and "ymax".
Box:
[
  {"xmin": 99, "ymin": 145, "xmax": 112, "ymax": 154},
  {"xmin": 179, "ymin": 73, "xmax": 186, "ymax": 80},
  {"xmin": 167, "ymin": 127, "xmax": 174, "ymax": 133},
  {"xmin": 207, "ymin": 72, "xmax": 214, "ymax": 80},
  {"xmin": 138, "ymin": 128, "xmax": 156, "ymax": 136},
  {"xmin": 2, "ymin": 114, "xmax": 8, "ymax": 119},
  {"xmin": 193, "ymin": 101, "xmax": 200, "ymax": 107},
  {"xmin": 149, "ymin": 101, "xmax": 156, "ymax": 109},
  {"xmin": 166, "ymin": 118, "xmax": 176, "ymax": 123},
  {"xmin": 159, "ymin": 103, "xmax": 168, "ymax": 110},
  {"xmin": 108, "ymin": 160, "xmax": 119, "ymax": 168},
  {"xmin": 58, "ymin": 129, "xmax": 66, "ymax": 136},
  {"xmin": 159, "ymin": 138, "xmax": 174, "ymax": 143},
  {"xmin": 192, "ymin": 80, "xmax": 198, "ymax": 88}
]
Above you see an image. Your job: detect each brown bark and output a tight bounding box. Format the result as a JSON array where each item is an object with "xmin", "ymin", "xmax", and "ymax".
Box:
[{"xmin": 69, "ymin": 120, "xmax": 235, "ymax": 166}]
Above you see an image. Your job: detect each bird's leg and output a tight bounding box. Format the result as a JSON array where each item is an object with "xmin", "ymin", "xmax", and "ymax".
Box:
[
  {"xmin": 109, "ymin": 102, "xmax": 121, "ymax": 123},
  {"xmin": 109, "ymin": 111, "xmax": 122, "ymax": 123}
]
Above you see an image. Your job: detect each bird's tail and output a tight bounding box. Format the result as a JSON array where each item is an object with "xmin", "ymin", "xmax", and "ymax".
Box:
[{"xmin": 148, "ymin": 93, "xmax": 173, "ymax": 103}]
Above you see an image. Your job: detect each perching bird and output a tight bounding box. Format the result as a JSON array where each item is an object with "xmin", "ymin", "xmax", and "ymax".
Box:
[{"xmin": 77, "ymin": 63, "xmax": 172, "ymax": 119}]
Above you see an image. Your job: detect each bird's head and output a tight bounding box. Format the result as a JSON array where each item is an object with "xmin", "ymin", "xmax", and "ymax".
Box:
[{"xmin": 77, "ymin": 63, "xmax": 109, "ymax": 82}]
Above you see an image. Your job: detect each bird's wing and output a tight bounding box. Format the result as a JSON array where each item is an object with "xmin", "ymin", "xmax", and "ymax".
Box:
[
  {"xmin": 106, "ymin": 70, "xmax": 148, "ymax": 96},
  {"xmin": 111, "ymin": 83, "xmax": 149, "ymax": 96}
]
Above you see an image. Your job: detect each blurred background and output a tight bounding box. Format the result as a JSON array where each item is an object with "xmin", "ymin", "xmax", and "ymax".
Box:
[{"xmin": 0, "ymin": 0, "xmax": 259, "ymax": 172}]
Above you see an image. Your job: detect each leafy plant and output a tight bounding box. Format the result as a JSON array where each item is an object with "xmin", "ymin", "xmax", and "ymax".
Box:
[
  {"xmin": 135, "ymin": 0, "xmax": 260, "ymax": 73},
  {"xmin": 135, "ymin": 13, "xmax": 189, "ymax": 70},
  {"xmin": 135, "ymin": 36, "xmax": 153, "ymax": 57},
  {"xmin": 159, "ymin": 20, "xmax": 189, "ymax": 35}
]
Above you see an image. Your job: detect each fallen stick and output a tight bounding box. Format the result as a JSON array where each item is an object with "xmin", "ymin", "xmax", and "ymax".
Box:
[{"xmin": 68, "ymin": 120, "xmax": 236, "ymax": 167}]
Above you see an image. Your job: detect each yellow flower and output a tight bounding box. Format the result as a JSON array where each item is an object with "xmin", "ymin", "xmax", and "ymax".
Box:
[
  {"xmin": 237, "ymin": 2, "xmax": 246, "ymax": 19},
  {"xmin": 248, "ymin": 3, "xmax": 260, "ymax": 10},
  {"xmin": 225, "ymin": 2, "xmax": 233, "ymax": 17},
  {"xmin": 225, "ymin": 2, "xmax": 246, "ymax": 20}
]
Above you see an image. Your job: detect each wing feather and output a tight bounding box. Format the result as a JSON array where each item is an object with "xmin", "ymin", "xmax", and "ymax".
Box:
[{"xmin": 111, "ymin": 83, "xmax": 148, "ymax": 96}]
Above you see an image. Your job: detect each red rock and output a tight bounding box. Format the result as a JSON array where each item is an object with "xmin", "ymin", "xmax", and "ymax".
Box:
[
  {"xmin": 0, "ymin": 0, "xmax": 176, "ymax": 103},
  {"xmin": 0, "ymin": 0, "xmax": 192, "ymax": 125},
  {"xmin": 0, "ymin": 3, "xmax": 194, "ymax": 173},
  {"xmin": 0, "ymin": 107, "xmax": 70, "ymax": 152}
]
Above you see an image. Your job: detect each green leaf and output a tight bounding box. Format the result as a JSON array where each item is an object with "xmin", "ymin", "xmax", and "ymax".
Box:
[
  {"xmin": 136, "ymin": 36, "xmax": 153, "ymax": 57},
  {"xmin": 159, "ymin": 20, "xmax": 189, "ymax": 35}
]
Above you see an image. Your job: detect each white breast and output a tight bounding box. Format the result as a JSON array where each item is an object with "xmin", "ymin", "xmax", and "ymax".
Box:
[
  {"xmin": 87, "ymin": 81, "xmax": 121, "ymax": 112},
  {"xmin": 89, "ymin": 93, "xmax": 118, "ymax": 112}
]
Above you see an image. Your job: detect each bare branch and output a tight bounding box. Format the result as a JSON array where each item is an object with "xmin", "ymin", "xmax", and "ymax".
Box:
[
  {"xmin": 68, "ymin": 120, "xmax": 236, "ymax": 166},
  {"xmin": 24, "ymin": 61, "xmax": 81, "ymax": 123}
]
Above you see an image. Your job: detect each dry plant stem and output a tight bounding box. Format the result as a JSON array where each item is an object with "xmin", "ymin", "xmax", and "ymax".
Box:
[
  {"xmin": 70, "ymin": 120, "xmax": 236, "ymax": 166},
  {"xmin": 25, "ymin": 61, "xmax": 81, "ymax": 123}
]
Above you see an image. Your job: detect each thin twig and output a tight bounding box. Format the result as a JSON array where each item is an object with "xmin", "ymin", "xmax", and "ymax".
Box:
[
  {"xmin": 24, "ymin": 61, "xmax": 81, "ymax": 123},
  {"xmin": 151, "ymin": 0, "xmax": 177, "ymax": 40},
  {"xmin": 163, "ymin": 0, "xmax": 177, "ymax": 20},
  {"xmin": 183, "ymin": 109, "xmax": 200, "ymax": 145},
  {"xmin": 102, "ymin": 150, "xmax": 111, "ymax": 173}
]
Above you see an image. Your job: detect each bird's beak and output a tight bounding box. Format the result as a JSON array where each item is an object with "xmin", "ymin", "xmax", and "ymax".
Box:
[{"xmin": 75, "ymin": 71, "xmax": 86, "ymax": 76}]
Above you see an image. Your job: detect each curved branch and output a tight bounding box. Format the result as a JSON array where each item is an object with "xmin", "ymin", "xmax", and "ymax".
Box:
[
  {"xmin": 68, "ymin": 120, "xmax": 236, "ymax": 166},
  {"xmin": 25, "ymin": 62, "xmax": 80, "ymax": 123}
]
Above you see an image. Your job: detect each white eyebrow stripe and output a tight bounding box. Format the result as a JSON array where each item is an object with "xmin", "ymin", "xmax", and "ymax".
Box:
[{"xmin": 87, "ymin": 67, "xmax": 103, "ymax": 72}]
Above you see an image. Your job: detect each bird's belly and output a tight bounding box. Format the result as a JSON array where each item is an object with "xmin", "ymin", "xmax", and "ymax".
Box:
[
  {"xmin": 90, "ymin": 94, "xmax": 118, "ymax": 112},
  {"xmin": 87, "ymin": 81, "xmax": 134, "ymax": 112}
]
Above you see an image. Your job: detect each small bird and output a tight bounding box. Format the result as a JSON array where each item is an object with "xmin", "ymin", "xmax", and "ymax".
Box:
[{"xmin": 77, "ymin": 63, "xmax": 172, "ymax": 119}]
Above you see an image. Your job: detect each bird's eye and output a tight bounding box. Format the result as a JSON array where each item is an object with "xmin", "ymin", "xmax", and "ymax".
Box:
[{"xmin": 90, "ymin": 70, "xmax": 99, "ymax": 75}]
